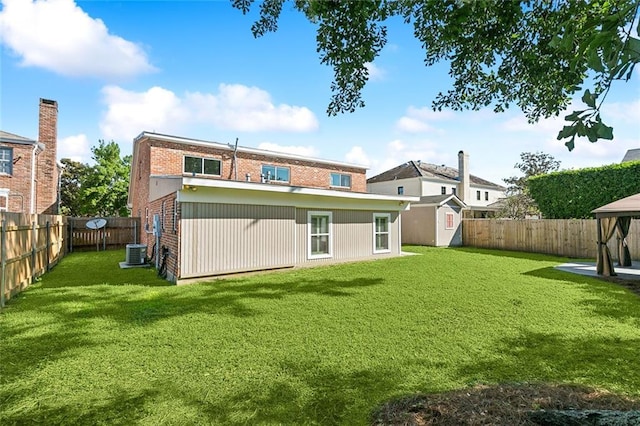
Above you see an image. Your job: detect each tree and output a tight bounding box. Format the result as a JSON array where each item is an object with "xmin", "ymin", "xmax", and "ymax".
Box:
[
  {"xmin": 80, "ymin": 140, "xmax": 131, "ymax": 217},
  {"xmin": 59, "ymin": 158, "xmax": 89, "ymax": 216},
  {"xmin": 232, "ymin": 0, "xmax": 639, "ymax": 150},
  {"xmin": 498, "ymin": 151, "xmax": 560, "ymax": 219}
]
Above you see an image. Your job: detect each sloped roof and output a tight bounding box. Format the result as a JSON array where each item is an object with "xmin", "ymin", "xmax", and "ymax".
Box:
[
  {"xmin": 415, "ymin": 194, "xmax": 467, "ymax": 208},
  {"xmin": 622, "ymin": 148, "xmax": 640, "ymax": 163},
  {"xmin": 592, "ymin": 193, "xmax": 640, "ymax": 218},
  {"xmin": 0, "ymin": 130, "xmax": 36, "ymax": 145},
  {"xmin": 367, "ymin": 160, "xmax": 505, "ymax": 189}
]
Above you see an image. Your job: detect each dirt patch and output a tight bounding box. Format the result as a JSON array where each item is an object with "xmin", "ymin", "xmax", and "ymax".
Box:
[
  {"xmin": 597, "ymin": 275, "xmax": 640, "ymax": 297},
  {"xmin": 371, "ymin": 383, "xmax": 640, "ymax": 425}
]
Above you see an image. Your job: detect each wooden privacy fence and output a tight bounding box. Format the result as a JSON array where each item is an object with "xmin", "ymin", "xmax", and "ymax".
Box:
[
  {"xmin": 463, "ymin": 219, "xmax": 640, "ymax": 261},
  {"xmin": 1, "ymin": 213, "xmax": 65, "ymax": 306},
  {"xmin": 68, "ymin": 217, "xmax": 141, "ymax": 252}
]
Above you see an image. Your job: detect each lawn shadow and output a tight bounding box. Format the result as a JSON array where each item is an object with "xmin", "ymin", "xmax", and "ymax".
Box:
[
  {"xmin": 524, "ymin": 266, "xmax": 640, "ymax": 324},
  {"xmin": 187, "ymin": 360, "xmax": 404, "ymax": 425},
  {"xmin": 455, "ymin": 331, "xmax": 640, "ymax": 392},
  {"xmin": 1, "ymin": 275, "xmax": 385, "ymax": 388},
  {"xmin": 0, "ymin": 386, "xmax": 158, "ymax": 425}
]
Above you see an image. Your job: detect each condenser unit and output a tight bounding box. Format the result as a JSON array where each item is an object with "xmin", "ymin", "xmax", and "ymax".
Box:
[{"xmin": 125, "ymin": 244, "xmax": 147, "ymax": 265}]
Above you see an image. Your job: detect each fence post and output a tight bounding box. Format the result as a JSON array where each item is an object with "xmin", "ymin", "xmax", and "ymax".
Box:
[
  {"xmin": 1, "ymin": 218, "xmax": 6, "ymax": 308},
  {"xmin": 31, "ymin": 220, "xmax": 37, "ymax": 283},
  {"xmin": 46, "ymin": 221, "xmax": 51, "ymax": 272}
]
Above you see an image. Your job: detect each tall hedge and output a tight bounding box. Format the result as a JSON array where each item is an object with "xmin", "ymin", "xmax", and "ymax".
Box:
[{"xmin": 529, "ymin": 161, "xmax": 640, "ymax": 219}]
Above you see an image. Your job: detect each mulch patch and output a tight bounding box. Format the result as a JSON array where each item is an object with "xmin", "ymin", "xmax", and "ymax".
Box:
[{"xmin": 371, "ymin": 383, "xmax": 640, "ymax": 425}]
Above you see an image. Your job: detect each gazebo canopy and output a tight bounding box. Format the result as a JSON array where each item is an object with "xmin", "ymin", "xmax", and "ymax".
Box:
[
  {"xmin": 592, "ymin": 193, "xmax": 640, "ymax": 218},
  {"xmin": 591, "ymin": 193, "xmax": 640, "ymax": 276}
]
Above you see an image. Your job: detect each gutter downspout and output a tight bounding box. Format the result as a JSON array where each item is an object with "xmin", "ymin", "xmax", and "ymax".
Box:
[{"xmin": 30, "ymin": 144, "xmax": 38, "ymax": 214}]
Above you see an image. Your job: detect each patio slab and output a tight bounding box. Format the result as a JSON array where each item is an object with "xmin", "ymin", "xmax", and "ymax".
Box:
[{"xmin": 555, "ymin": 261, "xmax": 640, "ymax": 281}]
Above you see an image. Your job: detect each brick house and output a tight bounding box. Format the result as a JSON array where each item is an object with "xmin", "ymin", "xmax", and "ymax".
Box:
[
  {"xmin": 0, "ymin": 99, "xmax": 60, "ymax": 214},
  {"xmin": 128, "ymin": 132, "xmax": 417, "ymax": 283}
]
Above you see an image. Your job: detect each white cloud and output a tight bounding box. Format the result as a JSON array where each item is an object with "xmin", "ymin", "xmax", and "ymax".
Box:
[
  {"xmin": 100, "ymin": 86, "xmax": 188, "ymax": 141},
  {"xmin": 58, "ymin": 133, "xmax": 91, "ymax": 162},
  {"xmin": 395, "ymin": 106, "xmax": 454, "ymax": 133},
  {"xmin": 0, "ymin": 0, "xmax": 155, "ymax": 78},
  {"xmin": 257, "ymin": 142, "xmax": 319, "ymax": 158},
  {"xmin": 345, "ymin": 146, "xmax": 371, "ymax": 166},
  {"xmin": 364, "ymin": 62, "xmax": 386, "ymax": 81},
  {"xmin": 602, "ymin": 99, "xmax": 640, "ymax": 124},
  {"xmin": 187, "ymin": 84, "xmax": 319, "ymax": 132},
  {"xmin": 99, "ymin": 84, "xmax": 319, "ymax": 142}
]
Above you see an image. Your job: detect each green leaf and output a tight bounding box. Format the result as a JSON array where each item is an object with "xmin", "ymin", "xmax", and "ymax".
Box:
[
  {"xmin": 581, "ymin": 89, "xmax": 596, "ymax": 108},
  {"xmin": 587, "ymin": 49, "xmax": 605, "ymax": 73},
  {"xmin": 564, "ymin": 135, "xmax": 576, "ymax": 151},
  {"xmin": 596, "ymin": 123, "xmax": 614, "ymax": 140},
  {"xmin": 557, "ymin": 125, "xmax": 577, "ymax": 140}
]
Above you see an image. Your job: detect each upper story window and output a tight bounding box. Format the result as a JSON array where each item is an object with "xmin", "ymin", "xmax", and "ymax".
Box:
[
  {"xmin": 0, "ymin": 147, "xmax": 13, "ymax": 175},
  {"xmin": 261, "ymin": 165, "xmax": 290, "ymax": 182},
  {"xmin": 184, "ymin": 156, "xmax": 221, "ymax": 176},
  {"xmin": 397, "ymin": 186, "xmax": 404, "ymax": 195},
  {"xmin": 330, "ymin": 173, "xmax": 351, "ymax": 188},
  {"xmin": 441, "ymin": 186, "xmax": 446, "ymax": 195},
  {"xmin": 485, "ymin": 191, "xmax": 489, "ymax": 201},
  {"xmin": 476, "ymin": 190, "xmax": 481, "ymax": 200},
  {"xmin": 451, "ymin": 187, "xmax": 457, "ymax": 195}
]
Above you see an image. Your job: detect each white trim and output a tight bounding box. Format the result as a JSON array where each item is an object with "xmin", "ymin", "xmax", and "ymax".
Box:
[
  {"xmin": 135, "ymin": 132, "xmax": 368, "ymax": 171},
  {"xmin": 181, "ymin": 176, "xmax": 417, "ymax": 204},
  {"xmin": 373, "ymin": 213, "xmax": 391, "ymax": 254},
  {"xmin": 307, "ymin": 211, "xmax": 333, "ymax": 259}
]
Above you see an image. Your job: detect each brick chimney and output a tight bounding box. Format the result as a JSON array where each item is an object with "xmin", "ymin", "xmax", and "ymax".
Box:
[
  {"xmin": 37, "ymin": 98, "xmax": 59, "ymax": 214},
  {"xmin": 457, "ymin": 150, "xmax": 470, "ymax": 203}
]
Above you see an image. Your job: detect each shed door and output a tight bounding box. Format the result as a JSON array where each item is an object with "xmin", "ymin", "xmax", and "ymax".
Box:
[{"xmin": 180, "ymin": 202, "xmax": 296, "ymax": 278}]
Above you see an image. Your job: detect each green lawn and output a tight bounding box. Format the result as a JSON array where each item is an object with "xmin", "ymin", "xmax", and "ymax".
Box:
[{"xmin": 1, "ymin": 247, "xmax": 639, "ymax": 425}]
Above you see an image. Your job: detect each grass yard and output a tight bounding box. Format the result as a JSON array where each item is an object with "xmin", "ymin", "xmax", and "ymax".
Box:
[{"xmin": 1, "ymin": 247, "xmax": 639, "ymax": 425}]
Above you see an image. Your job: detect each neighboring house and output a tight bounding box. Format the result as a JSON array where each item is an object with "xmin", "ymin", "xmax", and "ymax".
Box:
[
  {"xmin": 367, "ymin": 151, "xmax": 506, "ymax": 218},
  {"xmin": 401, "ymin": 194, "xmax": 466, "ymax": 247},
  {"xmin": 128, "ymin": 132, "xmax": 417, "ymax": 283},
  {"xmin": 621, "ymin": 149, "xmax": 640, "ymax": 163},
  {"xmin": 0, "ymin": 99, "xmax": 60, "ymax": 214}
]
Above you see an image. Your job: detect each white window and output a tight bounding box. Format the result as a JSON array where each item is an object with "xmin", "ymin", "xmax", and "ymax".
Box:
[
  {"xmin": 441, "ymin": 186, "xmax": 446, "ymax": 195},
  {"xmin": 373, "ymin": 213, "xmax": 391, "ymax": 253},
  {"xmin": 476, "ymin": 190, "xmax": 481, "ymax": 200},
  {"xmin": 183, "ymin": 156, "xmax": 221, "ymax": 176},
  {"xmin": 485, "ymin": 191, "xmax": 489, "ymax": 201},
  {"xmin": 261, "ymin": 165, "xmax": 290, "ymax": 182},
  {"xmin": 445, "ymin": 212, "xmax": 455, "ymax": 229},
  {"xmin": 173, "ymin": 199, "xmax": 178, "ymax": 232},
  {"xmin": 0, "ymin": 147, "xmax": 12, "ymax": 175},
  {"xmin": 397, "ymin": 186, "xmax": 404, "ymax": 195},
  {"xmin": 330, "ymin": 173, "xmax": 351, "ymax": 188},
  {"xmin": 0, "ymin": 188, "xmax": 9, "ymax": 211},
  {"xmin": 161, "ymin": 201, "xmax": 166, "ymax": 231},
  {"xmin": 308, "ymin": 211, "xmax": 332, "ymax": 259}
]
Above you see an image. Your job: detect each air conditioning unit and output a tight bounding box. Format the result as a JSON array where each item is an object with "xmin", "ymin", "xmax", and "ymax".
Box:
[{"xmin": 125, "ymin": 244, "xmax": 147, "ymax": 265}]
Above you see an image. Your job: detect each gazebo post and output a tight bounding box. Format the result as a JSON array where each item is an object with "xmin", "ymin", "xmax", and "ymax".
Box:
[{"xmin": 596, "ymin": 217, "xmax": 603, "ymax": 275}]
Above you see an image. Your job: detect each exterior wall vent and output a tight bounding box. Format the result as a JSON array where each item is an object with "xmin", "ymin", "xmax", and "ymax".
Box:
[{"xmin": 126, "ymin": 244, "xmax": 147, "ymax": 265}]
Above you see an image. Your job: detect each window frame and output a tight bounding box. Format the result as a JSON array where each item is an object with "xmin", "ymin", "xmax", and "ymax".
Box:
[
  {"xmin": 0, "ymin": 188, "xmax": 9, "ymax": 212},
  {"xmin": 485, "ymin": 191, "xmax": 489, "ymax": 201},
  {"xmin": 373, "ymin": 213, "xmax": 391, "ymax": 254},
  {"xmin": 451, "ymin": 187, "xmax": 457, "ymax": 195},
  {"xmin": 476, "ymin": 190, "xmax": 481, "ymax": 200},
  {"xmin": 307, "ymin": 211, "xmax": 333, "ymax": 259},
  {"xmin": 183, "ymin": 155, "xmax": 222, "ymax": 177},
  {"xmin": 261, "ymin": 164, "xmax": 290, "ymax": 182},
  {"xmin": 445, "ymin": 212, "xmax": 455, "ymax": 230},
  {"xmin": 0, "ymin": 147, "xmax": 13, "ymax": 175},
  {"xmin": 397, "ymin": 186, "xmax": 404, "ymax": 195},
  {"xmin": 330, "ymin": 173, "xmax": 351, "ymax": 189},
  {"xmin": 441, "ymin": 186, "xmax": 446, "ymax": 195}
]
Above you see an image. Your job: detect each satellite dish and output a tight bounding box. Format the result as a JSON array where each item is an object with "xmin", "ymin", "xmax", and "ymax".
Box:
[{"xmin": 86, "ymin": 218, "xmax": 107, "ymax": 230}]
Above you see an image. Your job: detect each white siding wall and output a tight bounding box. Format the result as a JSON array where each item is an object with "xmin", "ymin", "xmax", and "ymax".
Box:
[
  {"xmin": 467, "ymin": 186, "xmax": 505, "ymax": 207},
  {"xmin": 367, "ymin": 178, "xmax": 422, "ymax": 196}
]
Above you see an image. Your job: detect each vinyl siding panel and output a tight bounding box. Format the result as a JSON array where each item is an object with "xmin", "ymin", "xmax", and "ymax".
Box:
[
  {"xmin": 180, "ymin": 202, "xmax": 295, "ymax": 278},
  {"xmin": 401, "ymin": 206, "xmax": 437, "ymax": 246},
  {"xmin": 295, "ymin": 208, "xmax": 400, "ymax": 265}
]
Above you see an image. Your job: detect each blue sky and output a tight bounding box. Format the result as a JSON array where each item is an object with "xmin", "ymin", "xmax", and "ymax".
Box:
[{"xmin": 1, "ymin": 0, "xmax": 638, "ymax": 185}]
